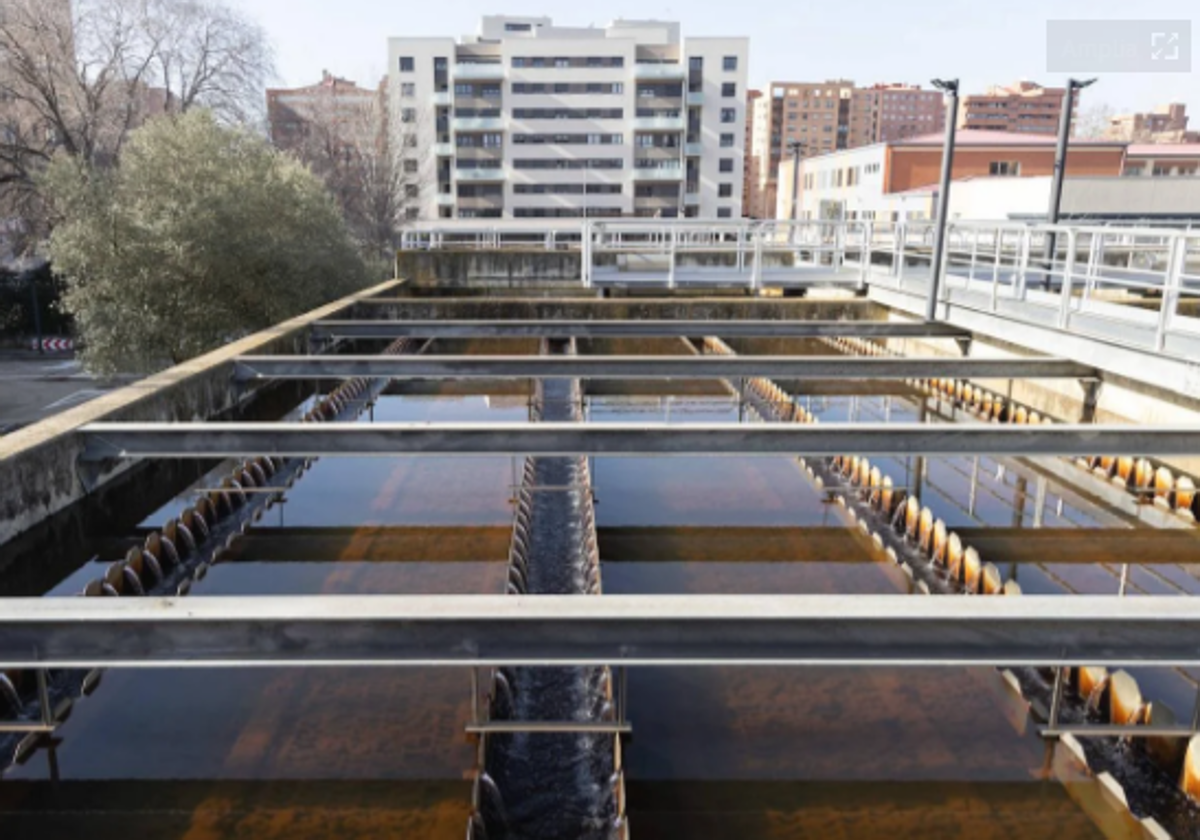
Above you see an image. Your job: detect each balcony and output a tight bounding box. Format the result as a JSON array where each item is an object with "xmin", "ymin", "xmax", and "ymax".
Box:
[
  {"xmin": 685, "ymin": 191, "xmax": 701, "ymax": 204},
  {"xmin": 436, "ymin": 193, "xmax": 456, "ymax": 206},
  {"xmin": 634, "ymin": 63, "xmax": 687, "ymax": 80},
  {"xmin": 433, "ymin": 142, "xmax": 455, "ymax": 156},
  {"xmin": 685, "ymin": 142, "xmax": 704, "ymax": 156},
  {"xmin": 431, "ymin": 91, "xmax": 453, "ymax": 107},
  {"xmin": 453, "ymin": 63, "xmax": 505, "ymax": 80},
  {"xmin": 455, "ymin": 167, "xmax": 506, "ymax": 182},
  {"xmin": 633, "ymin": 116, "xmax": 686, "ymax": 132},
  {"xmin": 632, "ymin": 167, "xmax": 684, "ymax": 182},
  {"xmin": 454, "ymin": 116, "xmax": 506, "ymax": 132},
  {"xmin": 687, "ymin": 91, "xmax": 705, "ymax": 107}
]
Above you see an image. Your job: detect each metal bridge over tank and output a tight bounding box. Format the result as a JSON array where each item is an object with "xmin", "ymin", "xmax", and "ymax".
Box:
[{"xmin": 9, "ymin": 230, "xmax": 1200, "ymax": 759}]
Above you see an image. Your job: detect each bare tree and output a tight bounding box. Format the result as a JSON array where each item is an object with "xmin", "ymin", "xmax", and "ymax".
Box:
[
  {"xmin": 273, "ymin": 77, "xmax": 427, "ymax": 273},
  {"xmin": 1074, "ymin": 102, "xmax": 1117, "ymax": 140},
  {"xmin": 0, "ymin": 0, "xmax": 273, "ymax": 256}
]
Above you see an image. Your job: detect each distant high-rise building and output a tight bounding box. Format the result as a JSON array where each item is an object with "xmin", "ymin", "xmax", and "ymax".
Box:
[
  {"xmin": 387, "ymin": 16, "xmax": 749, "ymax": 220},
  {"xmin": 746, "ymin": 80, "xmax": 945, "ymax": 220},
  {"xmin": 855, "ymin": 83, "xmax": 945, "ymax": 143},
  {"xmin": 957, "ymin": 80, "xmax": 1078, "ymax": 136},
  {"xmin": 1105, "ymin": 103, "xmax": 1198, "ymax": 144}
]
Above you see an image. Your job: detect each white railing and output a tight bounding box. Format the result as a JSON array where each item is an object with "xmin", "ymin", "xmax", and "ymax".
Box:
[{"xmin": 397, "ymin": 219, "xmax": 1200, "ymax": 353}]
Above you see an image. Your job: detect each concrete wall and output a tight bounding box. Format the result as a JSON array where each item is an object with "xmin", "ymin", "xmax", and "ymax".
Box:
[
  {"xmin": 363, "ymin": 297, "xmax": 883, "ymax": 322},
  {"xmin": 0, "ymin": 281, "xmax": 400, "ymax": 547}
]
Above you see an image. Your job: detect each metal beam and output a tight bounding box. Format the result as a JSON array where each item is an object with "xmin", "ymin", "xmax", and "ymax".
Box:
[
  {"xmin": 3, "ymin": 595, "xmax": 1200, "ymax": 669},
  {"xmin": 79, "ymin": 421, "xmax": 1200, "ymax": 460},
  {"xmin": 234, "ymin": 355, "xmax": 1095, "ymax": 382},
  {"xmin": 311, "ymin": 320, "xmax": 970, "ymax": 340}
]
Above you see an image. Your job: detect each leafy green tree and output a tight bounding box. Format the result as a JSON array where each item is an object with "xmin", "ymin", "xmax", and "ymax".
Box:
[{"xmin": 43, "ymin": 110, "xmax": 367, "ymax": 373}]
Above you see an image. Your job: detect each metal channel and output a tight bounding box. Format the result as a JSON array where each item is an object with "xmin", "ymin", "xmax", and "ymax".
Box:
[
  {"xmin": 234, "ymin": 356, "xmax": 1095, "ymax": 382},
  {"xmin": 3, "ymin": 595, "xmax": 1200, "ymax": 668},
  {"xmin": 311, "ymin": 320, "xmax": 970, "ymax": 340},
  {"xmin": 80, "ymin": 422, "xmax": 1200, "ymax": 460}
]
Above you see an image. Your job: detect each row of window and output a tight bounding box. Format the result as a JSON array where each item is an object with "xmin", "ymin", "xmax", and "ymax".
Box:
[
  {"xmin": 400, "ymin": 55, "xmax": 740, "ymax": 74},
  {"xmin": 514, "ymin": 184, "xmax": 624, "ymax": 195},
  {"xmin": 511, "ymin": 56, "xmax": 625, "ymax": 68},
  {"xmin": 512, "ymin": 108, "xmax": 624, "ymax": 119},
  {"xmin": 513, "ymin": 208, "xmax": 624, "ymax": 218},
  {"xmin": 512, "ymin": 82, "xmax": 625, "ymax": 95},
  {"xmin": 512, "ymin": 133, "xmax": 625, "ymax": 145},
  {"xmin": 512, "ymin": 158, "xmax": 624, "ymax": 170}
]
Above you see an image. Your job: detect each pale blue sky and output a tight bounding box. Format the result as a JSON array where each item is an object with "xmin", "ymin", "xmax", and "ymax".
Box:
[{"xmin": 239, "ymin": 0, "xmax": 1198, "ymax": 114}]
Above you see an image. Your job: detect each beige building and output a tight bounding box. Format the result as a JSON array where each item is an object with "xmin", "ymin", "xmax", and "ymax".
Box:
[
  {"xmin": 1106, "ymin": 104, "xmax": 1197, "ymax": 145},
  {"xmin": 856, "ymin": 83, "xmax": 945, "ymax": 142},
  {"xmin": 958, "ymin": 80, "xmax": 1078, "ymax": 136}
]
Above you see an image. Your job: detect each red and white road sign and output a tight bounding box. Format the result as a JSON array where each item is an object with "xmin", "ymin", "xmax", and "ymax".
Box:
[{"xmin": 31, "ymin": 338, "xmax": 75, "ymax": 352}]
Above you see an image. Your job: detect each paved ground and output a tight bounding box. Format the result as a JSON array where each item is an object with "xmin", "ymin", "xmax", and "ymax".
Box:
[{"xmin": 0, "ymin": 350, "xmax": 133, "ymax": 434}]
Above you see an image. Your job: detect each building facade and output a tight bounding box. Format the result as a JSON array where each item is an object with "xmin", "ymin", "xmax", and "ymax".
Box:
[
  {"xmin": 957, "ymin": 81, "xmax": 1077, "ymax": 136},
  {"xmin": 776, "ymin": 130, "xmax": 1128, "ymax": 223},
  {"xmin": 1106, "ymin": 104, "xmax": 1197, "ymax": 145},
  {"xmin": 746, "ymin": 80, "xmax": 945, "ymax": 220},
  {"xmin": 267, "ymin": 72, "xmax": 384, "ymax": 156},
  {"xmin": 387, "ymin": 17, "xmax": 749, "ymax": 220},
  {"xmin": 857, "ymin": 83, "xmax": 945, "ymax": 143}
]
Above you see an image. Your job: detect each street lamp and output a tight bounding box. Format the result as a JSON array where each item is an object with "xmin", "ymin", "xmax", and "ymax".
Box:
[
  {"xmin": 925, "ymin": 77, "xmax": 960, "ymax": 322},
  {"xmin": 787, "ymin": 139, "xmax": 806, "ymax": 223},
  {"xmin": 1044, "ymin": 77, "xmax": 1097, "ymax": 287}
]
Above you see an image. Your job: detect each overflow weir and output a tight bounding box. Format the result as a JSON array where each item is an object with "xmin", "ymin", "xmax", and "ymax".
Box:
[{"xmin": 5, "ymin": 221, "xmax": 1200, "ymax": 839}]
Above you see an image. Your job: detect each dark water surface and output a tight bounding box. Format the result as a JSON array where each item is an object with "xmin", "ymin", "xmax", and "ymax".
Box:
[{"xmin": 0, "ymin": 376, "xmax": 1190, "ymax": 838}]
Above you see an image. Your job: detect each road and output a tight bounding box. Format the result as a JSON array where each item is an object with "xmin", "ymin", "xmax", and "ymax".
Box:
[{"xmin": 0, "ymin": 351, "xmax": 127, "ymax": 434}]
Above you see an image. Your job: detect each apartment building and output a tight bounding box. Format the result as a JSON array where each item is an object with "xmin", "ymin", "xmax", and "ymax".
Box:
[
  {"xmin": 745, "ymin": 80, "xmax": 946, "ymax": 219},
  {"xmin": 856, "ymin": 83, "xmax": 945, "ymax": 142},
  {"xmin": 742, "ymin": 89, "xmax": 762, "ymax": 217},
  {"xmin": 1106, "ymin": 104, "xmax": 1198, "ymax": 145},
  {"xmin": 958, "ymin": 81, "xmax": 1078, "ymax": 136},
  {"xmin": 387, "ymin": 17, "xmax": 749, "ymax": 220},
  {"xmin": 267, "ymin": 72, "xmax": 384, "ymax": 155}
]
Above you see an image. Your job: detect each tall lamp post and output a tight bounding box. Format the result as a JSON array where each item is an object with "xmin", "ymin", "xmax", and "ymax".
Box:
[
  {"xmin": 1044, "ymin": 77, "xmax": 1096, "ymax": 288},
  {"xmin": 787, "ymin": 139, "xmax": 806, "ymax": 223},
  {"xmin": 925, "ymin": 78, "xmax": 960, "ymax": 322}
]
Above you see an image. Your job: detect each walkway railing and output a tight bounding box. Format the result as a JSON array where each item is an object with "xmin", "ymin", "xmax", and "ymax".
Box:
[{"xmin": 399, "ymin": 220, "xmax": 1200, "ymax": 357}]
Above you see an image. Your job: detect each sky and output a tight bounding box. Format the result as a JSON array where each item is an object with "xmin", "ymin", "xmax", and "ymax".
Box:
[{"xmin": 237, "ymin": 0, "xmax": 1199, "ymax": 116}]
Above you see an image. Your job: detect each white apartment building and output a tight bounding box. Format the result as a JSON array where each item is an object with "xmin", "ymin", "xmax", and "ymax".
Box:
[{"xmin": 387, "ymin": 16, "xmax": 749, "ymax": 220}]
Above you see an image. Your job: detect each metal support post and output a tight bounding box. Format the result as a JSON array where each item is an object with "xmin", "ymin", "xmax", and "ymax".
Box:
[
  {"xmin": 925, "ymin": 79, "xmax": 960, "ymax": 322},
  {"xmin": 1080, "ymin": 379, "xmax": 1101, "ymax": 424},
  {"xmin": 1044, "ymin": 78, "xmax": 1095, "ymax": 289}
]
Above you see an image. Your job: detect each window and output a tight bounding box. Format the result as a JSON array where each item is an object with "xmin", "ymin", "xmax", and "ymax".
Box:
[
  {"xmin": 720, "ymin": 133, "xmax": 735, "ymax": 147},
  {"xmin": 405, "ymin": 184, "xmax": 419, "ymax": 198},
  {"xmin": 717, "ymin": 207, "xmax": 733, "ymax": 218},
  {"xmin": 454, "ymin": 83, "xmax": 473, "ymax": 96},
  {"xmin": 689, "ymin": 56, "xmax": 703, "ymax": 70},
  {"xmin": 481, "ymin": 86, "xmax": 501, "ymax": 98},
  {"xmin": 400, "ymin": 108, "xmax": 416, "ymax": 123},
  {"xmin": 405, "ymin": 207, "xmax": 419, "ymax": 220},
  {"xmin": 989, "ymin": 161, "xmax": 1020, "ymax": 176},
  {"xmin": 718, "ymin": 184, "xmax": 733, "ymax": 197},
  {"xmin": 1153, "ymin": 166, "xmax": 1170, "ymax": 177},
  {"xmin": 722, "ymin": 82, "xmax": 737, "ymax": 98},
  {"xmin": 482, "ymin": 133, "xmax": 503, "ymax": 147},
  {"xmin": 719, "ymin": 158, "xmax": 734, "ymax": 173},
  {"xmin": 404, "ymin": 159, "xmax": 418, "ymax": 174},
  {"xmin": 400, "ymin": 83, "xmax": 416, "ymax": 98},
  {"xmin": 723, "ymin": 56, "xmax": 738, "ymax": 71},
  {"xmin": 720, "ymin": 108, "xmax": 736, "ymax": 123},
  {"xmin": 505, "ymin": 22, "xmax": 532, "ymax": 31},
  {"xmin": 399, "ymin": 57, "xmax": 414, "ymax": 72}
]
